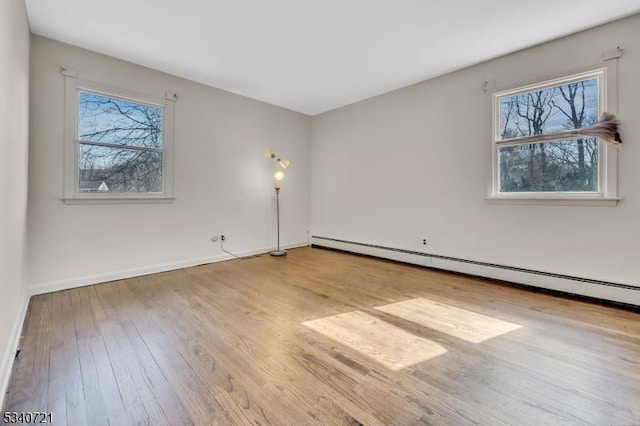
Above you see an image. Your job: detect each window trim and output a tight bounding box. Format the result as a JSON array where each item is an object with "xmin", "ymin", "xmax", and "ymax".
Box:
[
  {"xmin": 486, "ymin": 61, "xmax": 620, "ymax": 206},
  {"xmin": 63, "ymin": 77, "xmax": 175, "ymax": 204}
]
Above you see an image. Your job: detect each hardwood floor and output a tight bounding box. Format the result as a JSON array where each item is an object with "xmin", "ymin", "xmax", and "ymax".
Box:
[{"xmin": 3, "ymin": 246, "xmax": 640, "ymax": 425}]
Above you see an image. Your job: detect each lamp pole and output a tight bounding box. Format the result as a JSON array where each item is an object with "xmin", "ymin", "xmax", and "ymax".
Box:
[
  {"xmin": 265, "ymin": 150, "xmax": 288, "ymax": 257},
  {"xmin": 271, "ymin": 182, "xmax": 286, "ymax": 257}
]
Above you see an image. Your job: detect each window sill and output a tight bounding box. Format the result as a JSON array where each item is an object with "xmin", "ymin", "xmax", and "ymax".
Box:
[
  {"xmin": 61, "ymin": 196, "xmax": 175, "ymax": 205},
  {"xmin": 485, "ymin": 196, "xmax": 621, "ymax": 207}
]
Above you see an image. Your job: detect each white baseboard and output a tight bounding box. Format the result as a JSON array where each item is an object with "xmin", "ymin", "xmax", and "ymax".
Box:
[
  {"xmin": 310, "ymin": 236, "xmax": 640, "ymax": 307},
  {"xmin": 0, "ymin": 289, "xmax": 30, "ymax": 410},
  {"xmin": 29, "ymin": 241, "xmax": 309, "ymax": 296}
]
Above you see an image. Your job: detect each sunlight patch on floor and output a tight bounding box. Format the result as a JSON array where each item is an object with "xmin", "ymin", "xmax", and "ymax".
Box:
[
  {"xmin": 375, "ymin": 298, "xmax": 522, "ymax": 343},
  {"xmin": 302, "ymin": 310, "xmax": 447, "ymax": 370}
]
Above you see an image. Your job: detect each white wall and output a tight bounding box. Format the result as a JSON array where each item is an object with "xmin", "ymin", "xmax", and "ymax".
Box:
[
  {"xmin": 0, "ymin": 0, "xmax": 30, "ymax": 404},
  {"xmin": 28, "ymin": 36, "xmax": 311, "ymax": 291},
  {"xmin": 311, "ymin": 15, "xmax": 640, "ymax": 290}
]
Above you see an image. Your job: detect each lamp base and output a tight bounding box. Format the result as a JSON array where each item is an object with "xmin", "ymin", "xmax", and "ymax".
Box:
[{"xmin": 270, "ymin": 250, "xmax": 287, "ymax": 257}]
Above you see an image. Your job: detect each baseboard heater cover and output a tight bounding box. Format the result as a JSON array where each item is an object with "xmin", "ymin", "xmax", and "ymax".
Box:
[{"xmin": 310, "ymin": 236, "xmax": 640, "ymax": 308}]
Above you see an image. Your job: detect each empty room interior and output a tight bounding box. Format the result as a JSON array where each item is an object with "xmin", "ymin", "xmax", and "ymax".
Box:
[{"xmin": 2, "ymin": 0, "xmax": 640, "ymax": 424}]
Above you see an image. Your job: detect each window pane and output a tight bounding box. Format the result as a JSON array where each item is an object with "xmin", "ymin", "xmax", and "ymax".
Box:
[
  {"xmin": 499, "ymin": 138, "xmax": 598, "ymax": 193},
  {"xmin": 79, "ymin": 144, "xmax": 163, "ymax": 193},
  {"xmin": 78, "ymin": 92, "xmax": 163, "ymax": 149},
  {"xmin": 499, "ymin": 77, "xmax": 598, "ymax": 140}
]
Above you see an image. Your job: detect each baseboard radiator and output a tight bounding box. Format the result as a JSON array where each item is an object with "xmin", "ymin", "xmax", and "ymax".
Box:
[{"xmin": 310, "ymin": 236, "xmax": 640, "ymax": 308}]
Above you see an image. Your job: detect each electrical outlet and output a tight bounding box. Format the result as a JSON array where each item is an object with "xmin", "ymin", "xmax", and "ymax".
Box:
[
  {"xmin": 422, "ymin": 238, "xmax": 427, "ymax": 246},
  {"xmin": 211, "ymin": 234, "xmax": 226, "ymax": 243}
]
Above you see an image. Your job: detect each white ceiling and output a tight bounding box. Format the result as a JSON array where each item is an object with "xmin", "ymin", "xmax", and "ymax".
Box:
[{"xmin": 26, "ymin": 0, "xmax": 640, "ymax": 115}]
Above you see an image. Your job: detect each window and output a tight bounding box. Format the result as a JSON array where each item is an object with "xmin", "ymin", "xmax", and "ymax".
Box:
[
  {"xmin": 64, "ymin": 78, "xmax": 174, "ymax": 203},
  {"xmin": 488, "ymin": 64, "xmax": 618, "ymax": 204}
]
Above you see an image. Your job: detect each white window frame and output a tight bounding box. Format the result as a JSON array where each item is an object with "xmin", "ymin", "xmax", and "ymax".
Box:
[
  {"xmin": 486, "ymin": 61, "xmax": 620, "ymax": 206},
  {"xmin": 63, "ymin": 77, "xmax": 175, "ymax": 204}
]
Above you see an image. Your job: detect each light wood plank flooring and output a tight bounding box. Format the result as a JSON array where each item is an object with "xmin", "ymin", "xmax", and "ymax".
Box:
[{"xmin": 3, "ymin": 247, "xmax": 640, "ymax": 425}]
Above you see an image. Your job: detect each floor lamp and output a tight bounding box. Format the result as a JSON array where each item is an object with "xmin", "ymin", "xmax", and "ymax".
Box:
[{"xmin": 264, "ymin": 150, "xmax": 290, "ymax": 257}]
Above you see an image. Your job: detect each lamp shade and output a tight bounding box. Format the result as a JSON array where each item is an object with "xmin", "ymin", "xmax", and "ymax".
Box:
[
  {"xmin": 274, "ymin": 170, "xmax": 284, "ymax": 181},
  {"xmin": 277, "ymin": 159, "xmax": 290, "ymax": 169}
]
